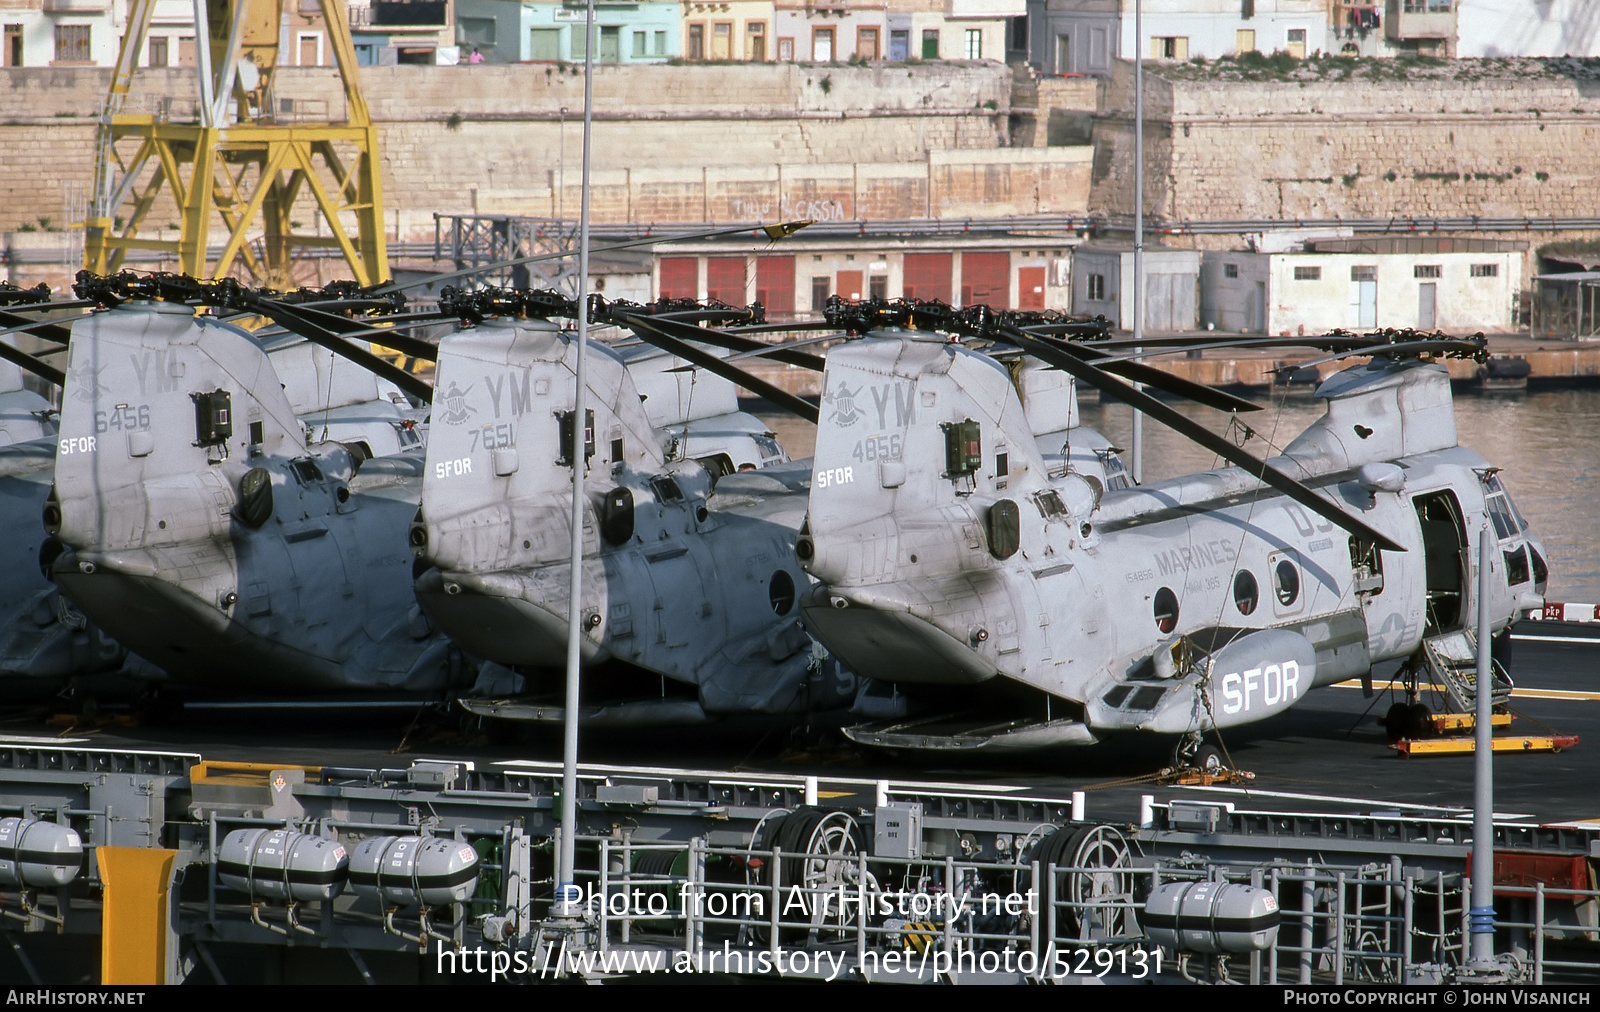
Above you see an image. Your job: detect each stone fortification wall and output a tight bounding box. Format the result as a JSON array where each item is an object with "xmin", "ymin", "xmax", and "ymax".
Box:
[
  {"xmin": 1090, "ymin": 58, "xmax": 1600, "ymax": 225},
  {"xmin": 0, "ymin": 63, "xmax": 1024, "ymax": 235}
]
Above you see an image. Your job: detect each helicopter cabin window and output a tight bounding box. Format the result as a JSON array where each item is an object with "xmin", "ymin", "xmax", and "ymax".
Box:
[
  {"xmin": 1293, "ymin": 266, "xmax": 1321, "ymax": 281},
  {"xmin": 768, "ymin": 571, "xmax": 796, "ymax": 614},
  {"xmin": 600, "ymin": 487, "xmax": 634, "ymax": 545},
  {"xmin": 1233, "ymin": 570, "xmax": 1258, "ymax": 615},
  {"xmin": 1152, "ymin": 587, "xmax": 1179, "ymax": 633},
  {"xmin": 986, "ymin": 500, "xmax": 1020, "ymax": 560},
  {"xmin": 1273, "ymin": 559, "xmax": 1300, "ymax": 606}
]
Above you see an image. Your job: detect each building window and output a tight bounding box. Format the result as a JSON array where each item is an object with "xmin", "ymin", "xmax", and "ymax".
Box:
[
  {"xmin": 1470, "ymin": 263, "xmax": 1499, "ymax": 278},
  {"xmin": 1241, "ymin": 0, "xmax": 1255, "ymax": 17},
  {"xmin": 747, "ymin": 22, "xmax": 765, "ymax": 61},
  {"xmin": 1151, "ymin": 36, "xmax": 1188, "ymax": 60},
  {"xmin": 148, "ymin": 36, "xmax": 168, "ymax": 68},
  {"xmin": 857, "ymin": 27, "xmax": 879, "ymax": 61},
  {"xmin": 1351, "ymin": 266, "xmax": 1376, "ymax": 281},
  {"xmin": 1404, "ymin": 0, "xmax": 1451, "ymax": 10},
  {"xmin": 811, "ymin": 276, "xmax": 830, "ymax": 311},
  {"xmin": 632, "ymin": 31, "xmax": 646, "ymax": 58},
  {"xmin": 1223, "ymin": 263, "xmax": 1239, "ymax": 279},
  {"xmin": 922, "ymin": 29, "xmax": 939, "ymax": 59},
  {"xmin": 1236, "ymin": 29, "xmax": 1255, "ymax": 54},
  {"xmin": 869, "ymin": 275, "xmax": 887, "ymax": 301},
  {"xmin": 1087, "ymin": 273, "xmax": 1106, "ymax": 301},
  {"xmin": 687, "ymin": 23, "xmax": 704, "ymax": 60},
  {"xmin": 654, "ymin": 32, "xmax": 666, "ymax": 56},
  {"xmin": 458, "ymin": 17, "xmax": 495, "ymax": 46},
  {"xmin": 777, "ymin": 37, "xmax": 793, "ymax": 61},
  {"xmin": 3, "ymin": 24, "xmax": 22, "ymax": 68},
  {"xmin": 1285, "ymin": 28, "xmax": 1306, "ymax": 57},
  {"xmin": 964, "ymin": 29, "xmax": 982, "ymax": 59},
  {"xmin": 1414, "ymin": 265, "xmax": 1442, "ymax": 279},
  {"xmin": 54, "ymin": 25, "xmax": 92, "ymax": 64},
  {"xmin": 1293, "ymin": 266, "xmax": 1321, "ymax": 281},
  {"xmin": 812, "ymin": 28, "xmax": 835, "ymax": 62}
]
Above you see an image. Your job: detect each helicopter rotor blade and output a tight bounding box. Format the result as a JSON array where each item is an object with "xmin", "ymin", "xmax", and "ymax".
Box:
[
  {"xmin": 1030, "ymin": 334, "xmax": 1263, "ymax": 414},
  {"xmin": 1287, "ymin": 336, "xmax": 1488, "ymax": 375},
  {"xmin": 610, "ymin": 312, "xmax": 827, "ymax": 373},
  {"xmin": 240, "ymin": 295, "xmax": 433, "ymax": 402},
  {"xmin": 616, "ymin": 313, "xmax": 819, "ymax": 424},
  {"xmin": 993, "ymin": 325, "xmax": 1406, "ymax": 554},
  {"xmin": 283, "ymin": 304, "xmax": 448, "ymax": 362},
  {"xmin": 0, "ymin": 339, "xmax": 65, "ymax": 388},
  {"xmin": 0, "ymin": 311, "xmax": 94, "ymax": 346}
]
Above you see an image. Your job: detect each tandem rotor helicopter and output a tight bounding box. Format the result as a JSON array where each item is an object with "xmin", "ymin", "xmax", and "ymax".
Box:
[
  {"xmin": 1, "ymin": 256, "xmax": 1548, "ymax": 771},
  {"xmin": 779, "ymin": 303, "xmax": 1549, "ymax": 760}
]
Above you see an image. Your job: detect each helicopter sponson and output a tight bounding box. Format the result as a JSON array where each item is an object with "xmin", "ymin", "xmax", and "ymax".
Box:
[{"xmin": 796, "ymin": 334, "xmax": 1546, "ymax": 751}]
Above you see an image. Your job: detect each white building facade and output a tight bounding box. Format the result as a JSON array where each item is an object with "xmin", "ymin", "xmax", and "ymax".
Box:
[{"xmin": 1202, "ymin": 238, "xmax": 1525, "ymax": 336}]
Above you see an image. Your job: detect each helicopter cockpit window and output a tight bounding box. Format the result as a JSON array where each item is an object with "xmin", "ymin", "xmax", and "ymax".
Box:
[
  {"xmin": 1153, "ymin": 587, "xmax": 1179, "ymax": 633},
  {"xmin": 1233, "ymin": 570, "xmax": 1259, "ymax": 615},
  {"xmin": 1504, "ymin": 545, "xmax": 1530, "ymax": 585},
  {"xmin": 1483, "ymin": 475, "xmax": 1529, "ymax": 533},
  {"xmin": 1274, "ymin": 560, "xmax": 1300, "ymax": 606},
  {"xmin": 1485, "ymin": 491, "xmax": 1519, "ymax": 541}
]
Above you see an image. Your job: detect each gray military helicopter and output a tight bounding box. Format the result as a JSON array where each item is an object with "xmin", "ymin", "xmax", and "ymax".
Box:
[
  {"xmin": 0, "ymin": 283, "xmax": 142, "ymax": 685},
  {"xmin": 789, "ymin": 308, "xmax": 1547, "ymax": 757},
  {"xmin": 411, "ymin": 289, "xmax": 854, "ymax": 724},
  {"xmin": 411, "ymin": 293, "xmax": 1139, "ymax": 727},
  {"xmin": 41, "ymin": 272, "xmax": 476, "ymax": 696}
]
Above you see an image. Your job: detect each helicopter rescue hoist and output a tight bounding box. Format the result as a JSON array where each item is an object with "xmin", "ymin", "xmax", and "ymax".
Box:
[{"xmin": 83, "ymin": 0, "xmax": 388, "ymax": 291}]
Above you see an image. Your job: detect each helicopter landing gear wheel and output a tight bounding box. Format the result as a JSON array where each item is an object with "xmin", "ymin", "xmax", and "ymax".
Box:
[
  {"xmin": 1406, "ymin": 702, "xmax": 1433, "ymax": 740},
  {"xmin": 1033, "ymin": 824, "xmax": 1136, "ymax": 943},
  {"xmin": 1173, "ymin": 733, "xmax": 1225, "ymax": 772},
  {"xmin": 1383, "ymin": 701, "xmax": 1411, "ymax": 743}
]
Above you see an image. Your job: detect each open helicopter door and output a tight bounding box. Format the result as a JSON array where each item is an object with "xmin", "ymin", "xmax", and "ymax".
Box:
[{"xmin": 1412, "ymin": 488, "xmax": 1468, "ymax": 635}]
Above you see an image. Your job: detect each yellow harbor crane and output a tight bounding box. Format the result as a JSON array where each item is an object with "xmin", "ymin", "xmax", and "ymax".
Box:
[{"xmin": 83, "ymin": 0, "xmax": 388, "ymax": 288}]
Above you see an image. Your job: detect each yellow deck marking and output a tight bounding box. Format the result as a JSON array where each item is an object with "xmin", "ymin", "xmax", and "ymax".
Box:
[{"xmin": 1334, "ymin": 679, "xmax": 1600, "ymax": 702}]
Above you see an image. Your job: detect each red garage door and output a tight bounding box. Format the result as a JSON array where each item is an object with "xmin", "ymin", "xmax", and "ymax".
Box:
[
  {"xmin": 659, "ymin": 257, "xmax": 698, "ymax": 299},
  {"xmin": 903, "ymin": 253, "xmax": 952, "ymax": 304},
  {"xmin": 961, "ymin": 252, "xmax": 1009, "ymax": 309}
]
